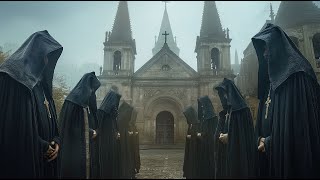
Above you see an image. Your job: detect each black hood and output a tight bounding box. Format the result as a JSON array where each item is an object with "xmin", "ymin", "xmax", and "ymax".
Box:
[
  {"xmin": 252, "ymin": 23, "xmax": 317, "ymax": 100},
  {"xmin": 66, "ymin": 72, "xmax": 101, "ymax": 108},
  {"xmin": 118, "ymin": 101, "xmax": 134, "ymax": 125},
  {"xmin": 215, "ymin": 78, "xmax": 247, "ymax": 111},
  {"xmin": 98, "ymin": 89, "xmax": 122, "ymax": 114},
  {"xmin": 198, "ymin": 96, "xmax": 217, "ymax": 121},
  {"xmin": 183, "ymin": 106, "xmax": 199, "ymax": 124},
  {"xmin": 0, "ymin": 30, "xmax": 63, "ymax": 97}
]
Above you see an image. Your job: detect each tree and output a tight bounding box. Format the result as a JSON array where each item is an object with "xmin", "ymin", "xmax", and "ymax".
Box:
[{"xmin": 52, "ymin": 75, "xmax": 69, "ymax": 118}]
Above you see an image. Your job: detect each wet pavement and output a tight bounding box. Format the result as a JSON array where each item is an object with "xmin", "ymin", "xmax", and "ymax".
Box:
[{"xmin": 136, "ymin": 149, "xmax": 185, "ymax": 179}]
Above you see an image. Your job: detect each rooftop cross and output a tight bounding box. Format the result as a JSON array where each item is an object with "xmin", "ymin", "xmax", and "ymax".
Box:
[{"xmin": 162, "ymin": 31, "xmax": 169, "ymax": 44}]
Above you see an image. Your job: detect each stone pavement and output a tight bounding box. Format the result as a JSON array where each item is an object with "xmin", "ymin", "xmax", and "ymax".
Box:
[{"xmin": 136, "ymin": 149, "xmax": 185, "ymax": 179}]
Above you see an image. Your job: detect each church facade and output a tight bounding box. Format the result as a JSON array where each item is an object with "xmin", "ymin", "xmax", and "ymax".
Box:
[{"xmin": 96, "ymin": 1, "xmax": 234, "ymax": 145}]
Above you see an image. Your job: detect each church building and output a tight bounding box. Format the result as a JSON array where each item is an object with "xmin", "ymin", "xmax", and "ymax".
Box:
[{"xmin": 97, "ymin": 1, "xmax": 234, "ymax": 145}]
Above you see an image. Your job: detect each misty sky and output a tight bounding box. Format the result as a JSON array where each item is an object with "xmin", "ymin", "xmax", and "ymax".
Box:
[{"xmin": 1, "ymin": 1, "xmax": 319, "ymax": 80}]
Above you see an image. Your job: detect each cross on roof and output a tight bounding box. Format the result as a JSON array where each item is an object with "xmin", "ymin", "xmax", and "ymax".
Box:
[{"xmin": 162, "ymin": 31, "xmax": 169, "ymax": 44}]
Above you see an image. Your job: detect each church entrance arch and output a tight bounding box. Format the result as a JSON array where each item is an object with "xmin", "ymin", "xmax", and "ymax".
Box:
[{"xmin": 156, "ymin": 111, "xmax": 174, "ymax": 144}]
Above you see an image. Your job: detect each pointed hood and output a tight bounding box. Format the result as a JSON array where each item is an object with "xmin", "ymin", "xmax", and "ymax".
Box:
[
  {"xmin": 66, "ymin": 72, "xmax": 101, "ymax": 108},
  {"xmin": 251, "ymin": 23, "xmax": 317, "ymax": 100},
  {"xmin": 99, "ymin": 89, "xmax": 122, "ymax": 114},
  {"xmin": 152, "ymin": 6, "xmax": 180, "ymax": 56},
  {"xmin": 198, "ymin": 95, "xmax": 217, "ymax": 122},
  {"xmin": 215, "ymin": 78, "xmax": 247, "ymax": 111},
  {"xmin": 109, "ymin": 1, "xmax": 133, "ymax": 43},
  {"xmin": 183, "ymin": 106, "xmax": 199, "ymax": 124},
  {"xmin": 275, "ymin": 1, "xmax": 320, "ymax": 29},
  {"xmin": 0, "ymin": 30, "xmax": 63, "ymax": 97}
]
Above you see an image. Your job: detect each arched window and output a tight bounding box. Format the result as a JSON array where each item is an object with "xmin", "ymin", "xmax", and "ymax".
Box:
[
  {"xmin": 289, "ymin": 36, "xmax": 299, "ymax": 49},
  {"xmin": 211, "ymin": 48, "xmax": 220, "ymax": 70},
  {"xmin": 312, "ymin": 33, "xmax": 320, "ymax": 68},
  {"xmin": 113, "ymin": 51, "xmax": 121, "ymax": 71}
]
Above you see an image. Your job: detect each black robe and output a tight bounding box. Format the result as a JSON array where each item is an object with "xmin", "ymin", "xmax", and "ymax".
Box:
[
  {"xmin": 252, "ymin": 23, "xmax": 320, "ymax": 178},
  {"xmin": 59, "ymin": 72, "xmax": 101, "ymax": 179},
  {"xmin": 97, "ymin": 89, "xmax": 122, "ymax": 179},
  {"xmin": 197, "ymin": 96, "xmax": 218, "ymax": 179},
  {"xmin": 215, "ymin": 78, "xmax": 256, "ymax": 178},
  {"xmin": 118, "ymin": 101, "xmax": 135, "ymax": 179},
  {"xmin": 128, "ymin": 108, "xmax": 141, "ymax": 177},
  {"xmin": 0, "ymin": 31, "xmax": 63, "ymax": 178},
  {"xmin": 182, "ymin": 106, "xmax": 201, "ymax": 179},
  {"xmin": 214, "ymin": 110, "xmax": 228, "ymax": 179}
]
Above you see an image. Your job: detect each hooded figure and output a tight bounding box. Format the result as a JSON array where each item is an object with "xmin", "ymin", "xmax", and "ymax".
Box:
[
  {"xmin": 182, "ymin": 105, "xmax": 202, "ymax": 179},
  {"xmin": 214, "ymin": 78, "xmax": 256, "ymax": 178},
  {"xmin": 128, "ymin": 108, "xmax": 141, "ymax": 178},
  {"xmin": 197, "ymin": 96, "xmax": 218, "ymax": 179},
  {"xmin": 252, "ymin": 23, "xmax": 320, "ymax": 178},
  {"xmin": 97, "ymin": 89, "xmax": 122, "ymax": 179},
  {"xmin": 58, "ymin": 72, "xmax": 101, "ymax": 179},
  {"xmin": 117, "ymin": 101, "xmax": 135, "ymax": 179},
  {"xmin": 0, "ymin": 31, "xmax": 63, "ymax": 178}
]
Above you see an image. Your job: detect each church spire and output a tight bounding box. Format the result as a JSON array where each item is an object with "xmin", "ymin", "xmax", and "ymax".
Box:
[
  {"xmin": 269, "ymin": 3, "xmax": 275, "ymax": 22},
  {"xmin": 235, "ymin": 49, "xmax": 239, "ymax": 65},
  {"xmin": 200, "ymin": 1, "xmax": 225, "ymax": 40},
  {"xmin": 108, "ymin": 1, "xmax": 133, "ymax": 43},
  {"xmin": 152, "ymin": 2, "xmax": 180, "ymax": 56}
]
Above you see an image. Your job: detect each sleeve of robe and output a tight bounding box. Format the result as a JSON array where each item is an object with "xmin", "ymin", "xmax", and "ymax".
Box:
[
  {"xmin": 0, "ymin": 74, "xmax": 41, "ymax": 178},
  {"xmin": 270, "ymin": 72, "xmax": 320, "ymax": 178}
]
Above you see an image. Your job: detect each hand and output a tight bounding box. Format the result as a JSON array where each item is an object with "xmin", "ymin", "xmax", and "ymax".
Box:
[
  {"xmin": 197, "ymin": 133, "xmax": 202, "ymax": 137},
  {"xmin": 116, "ymin": 132, "xmax": 121, "ymax": 139},
  {"xmin": 186, "ymin": 135, "xmax": 191, "ymax": 139},
  {"xmin": 258, "ymin": 137, "xmax": 265, "ymax": 152},
  {"xmin": 128, "ymin": 131, "xmax": 134, "ymax": 136},
  {"xmin": 92, "ymin": 130, "xmax": 97, "ymax": 139},
  {"xmin": 219, "ymin": 133, "xmax": 228, "ymax": 144},
  {"xmin": 48, "ymin": 141, "xmax": 59, "ymax": 162},
  {"xmin": 46, "ymin": 144, "xmax": 54, "ymax": 157}
]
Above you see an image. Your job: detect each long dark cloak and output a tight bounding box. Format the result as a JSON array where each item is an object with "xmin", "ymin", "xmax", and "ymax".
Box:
[
  {"xmin": 215, "ymin": 78, "xmax": 256, "ymax": 178},
  {"xmin": 252, "ymin": 23, "xmax": 320, "ymax": 178},
  {"xmin": 97, "ymin": 90, "xmax": 122, "ymax": 179},
  {"xmin": 0, "ymin": 30, "xmax": 63, "ymax": 178},
  {"xmin": 214, "ymin": 110, "xmax": 228, "ymax": 179},
  {"xmin": 129, "ymin": 108, "xmax": 141, "ymax": 176},
  {"xmin": 197, "ymin": 96, "xmax": 218, "ymax": 179},
  {"xmin": 118, "ymin": 101, "xmax": 135, "ymax": 179},
  {"xmin": 182, "ymin": 106, "xmax": 201, "ymax": 179},
  {"xmin": 59, "ymin": 72, "xmax": 101, "ymax": 179}
]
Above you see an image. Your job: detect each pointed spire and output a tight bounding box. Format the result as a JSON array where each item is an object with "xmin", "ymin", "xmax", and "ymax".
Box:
[
  {"xmin": 275, "ymin": 1, "xmax": 320, "ymax": 29},
  {"xmin": 152, "ymin": 2, "xmax": 180, "ymax": 56},
  {"xmin": 108, "ymin": 1, "xmax": 133, "ymax": 43},
  {"xmin": 200, "ymin": 1, "xmax": 225, "ymax": 39},
  {"xmin": 269, "ymin": 3, "xmax": 275, "ymax": 22},
  {"xmin": 235, "ymin": 50, "xmax": 239, "ymax": 65}
]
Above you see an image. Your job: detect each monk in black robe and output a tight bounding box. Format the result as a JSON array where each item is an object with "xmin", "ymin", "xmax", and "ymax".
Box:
[
  {"xmin": 197, "ymin": 96, "xmax": 218, "ymax": 179},
  {"xmin": 252, "ymin": 23, "xmax": 320, "ymax": 178},
  {"xmin": 182, "ymin": 105, "xmax": 201, "ymax": 179},
  {"xmin": 118, "ymin": 101, "xmax": 135, "ymax": 179},
  {"xmin": 128, "ymin": 108, "xmax": 141, "ymax": 178},
  {"xmin": 0, "ymin": 30, "xmax": 63, "ymax": 178},
  {"xmin": 97, "ymin": 89, "xmax": 122, "ymax": 179},
  {"xmin": 58, "ymin": 72, "xmax": 101, "ymax": 179},
  {"xmin": 215, "ymin": 78, "xmax": 256, "ymax": 178}
]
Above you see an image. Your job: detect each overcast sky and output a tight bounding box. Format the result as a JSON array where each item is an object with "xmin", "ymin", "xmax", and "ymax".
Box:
[{"xmin": 1, "ymin": 1, "xmax": 319, "ymax": 79}]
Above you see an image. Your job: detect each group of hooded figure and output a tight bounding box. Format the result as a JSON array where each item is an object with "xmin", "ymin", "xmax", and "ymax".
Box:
[
  {"xmin": 183, "ymin": 23, "xmax": 320, "ymax": 179},
  {"xmin": 0, "ymin": 30, "xmax": 140, "ymax": 179}
]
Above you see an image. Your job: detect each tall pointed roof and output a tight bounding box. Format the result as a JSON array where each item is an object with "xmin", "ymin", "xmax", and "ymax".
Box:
[
  {"xmin": 275, "ymin": 1, "xmax": 320, "ymax": 29},
  {"xmin": 199, "ymin": 1, "xmax": 225, "ymax": 40},
  {"xmin": 235, "ymin": 50, "xmax": 239, "ymax": 65},
  {"xmin": 109, "ymin": 1, "xmax": 133, "ymax": 43},
  {"xmin": 152, "ymin": 5, "xmax": 180, "ymax": 56}
]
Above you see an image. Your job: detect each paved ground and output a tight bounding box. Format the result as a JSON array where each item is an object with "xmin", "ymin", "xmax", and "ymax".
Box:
[{"xmin": 136, "ymin": 149, "xmax": 185, "ymax": 179}]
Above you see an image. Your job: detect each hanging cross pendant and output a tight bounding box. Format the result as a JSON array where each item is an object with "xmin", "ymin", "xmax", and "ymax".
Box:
[
  {"xmin": 225, "ymin": 112, "xmax": 230, "ymax": 120},
  {"xmin": 44, "ymin": 98, "xmax": 52, "ymax": 119},
  {"xmin": 265, "ymin": 90, "xmax": 271, "ymax": 119}
]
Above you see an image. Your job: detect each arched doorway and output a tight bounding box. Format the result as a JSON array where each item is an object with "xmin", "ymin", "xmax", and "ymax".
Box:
[{"xmin": 156, "ymin": 111, "xmax": 174, "ymax": 144}]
